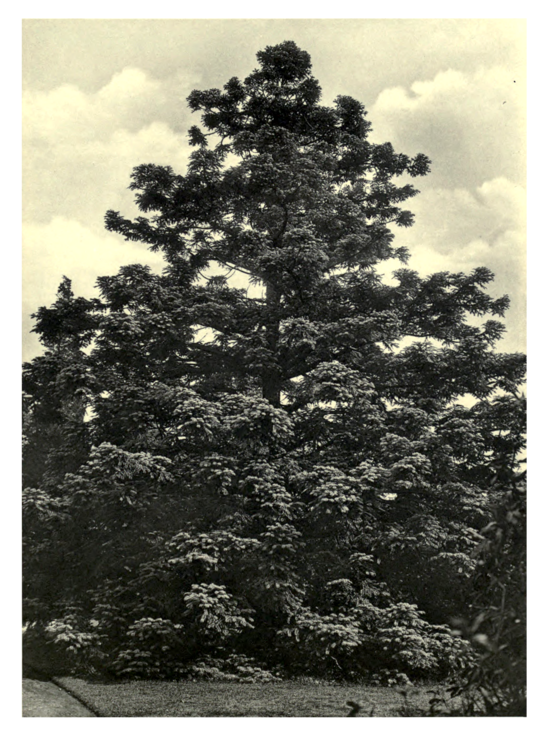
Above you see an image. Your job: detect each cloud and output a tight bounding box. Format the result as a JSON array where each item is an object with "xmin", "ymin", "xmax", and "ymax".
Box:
[
  {"xmin": 369, "ymin": 62, "xmax": 528, "ymax": 354},
  {"xmin": 23, "ymin": 20, "xmax": 525, "ymax": 106},
  {"xmin": 22, "ymin": 68, "xmax": 198, "ymax": 225},
  {"xmin": 24, "ymin": 120, "xmax": 193, "ymax": 226},
  {"xmin": 391, "ymin": 177, "xmax": 526, "ymax": 352},
  {"xmin": 24, "ymin": 66, "xmax": 194, "ymax": 139},
  {"xmin": 23, "ymin": 68, "xmax": 195, "ymax": 224},
  {"xmin": 406, "ymin": 177, "xmax": 525, "ymax": 257},
  {"xmin": 370, "ymin": 67, "xmax": 525, "ymax": 190}
]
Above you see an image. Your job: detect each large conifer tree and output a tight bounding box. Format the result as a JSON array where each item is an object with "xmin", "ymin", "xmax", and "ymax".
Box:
[{"xmin": 23, "ymin": 42, "xmax": 525, "ymax": 682}]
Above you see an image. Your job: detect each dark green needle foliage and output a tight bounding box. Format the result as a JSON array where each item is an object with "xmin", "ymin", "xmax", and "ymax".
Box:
[{"xmin": 23, "ymin": 43, "xmax": 525, "ymax": 696}]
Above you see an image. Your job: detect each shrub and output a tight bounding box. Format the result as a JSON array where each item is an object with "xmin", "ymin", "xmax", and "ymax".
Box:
[
  {"xmin": 23, "ymin": 613, "xmax": 100, "ymax": 676},
  {"xmin": 449, "ymin": 481, "xmax": 526, "ymax": 715},
  {"xmin": 275, "ymin": 600, "xmax": 471, "ymax": 682},
  {"xmin": 184, "ymin": 654, "xmax": 282, "ymax": 683}
]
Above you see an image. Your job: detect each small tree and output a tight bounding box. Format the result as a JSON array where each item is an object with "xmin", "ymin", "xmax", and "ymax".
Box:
[{"xmin": 23, "ymin": 42, "xmax": 525, "ymax": 683}]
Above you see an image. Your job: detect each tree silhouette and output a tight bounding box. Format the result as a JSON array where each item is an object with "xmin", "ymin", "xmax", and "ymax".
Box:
[{"xmin": 23, "ymin": 42, "xmax": 525, "ymax": 684}]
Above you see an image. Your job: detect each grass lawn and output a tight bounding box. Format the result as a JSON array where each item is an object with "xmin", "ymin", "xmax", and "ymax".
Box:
[{"xmin": 55, "ymin": 678, "xmax": 454, "ymax": 717}]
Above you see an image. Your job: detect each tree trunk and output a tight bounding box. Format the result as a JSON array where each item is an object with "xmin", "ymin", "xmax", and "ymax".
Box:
[{"xmin": 262, "ymin": 282, "xmax": 282, "ymax": 407}]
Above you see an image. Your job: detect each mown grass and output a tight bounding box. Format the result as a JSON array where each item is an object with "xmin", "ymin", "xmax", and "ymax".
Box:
[{"xmin": 55, "ymin": 678, "xmax": 455, "ymax": 717}]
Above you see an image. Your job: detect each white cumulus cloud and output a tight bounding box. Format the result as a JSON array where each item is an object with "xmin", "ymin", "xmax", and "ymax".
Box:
[
  {"xmin": 391, "ymin": 177, "xmax": 526, "ymax": 352},
  {"xmin": 370, "ymin": 66, "xmax": 525, "ymax": 190},
  {"xmin": 23, "ymin": 68, "xmax": 196, "ymax": 225},
  {"xmin": 369, "ymin": 65, "xmax": 526, "ymax": 353}
]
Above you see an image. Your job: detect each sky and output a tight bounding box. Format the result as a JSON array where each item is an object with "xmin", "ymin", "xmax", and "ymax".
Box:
[{"xmin": 22, "ymin": 18, "xmax": 526, "ymax": 361}]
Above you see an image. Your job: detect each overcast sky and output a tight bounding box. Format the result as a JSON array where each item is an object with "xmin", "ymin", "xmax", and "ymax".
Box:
[{"xmin": 22, "ymin": 18, "xmax": 526, "ymax": 361}]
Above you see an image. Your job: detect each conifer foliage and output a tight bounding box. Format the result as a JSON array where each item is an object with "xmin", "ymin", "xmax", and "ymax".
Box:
[{"xmin": 23, "ymin": 42, "xmax": 526, "ymax": 684}]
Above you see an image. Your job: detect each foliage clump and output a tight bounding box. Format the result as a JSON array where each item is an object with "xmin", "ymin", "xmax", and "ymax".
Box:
[{"xmin": 449, "ymin": 478, "xmax": 526, "ymax": 715}]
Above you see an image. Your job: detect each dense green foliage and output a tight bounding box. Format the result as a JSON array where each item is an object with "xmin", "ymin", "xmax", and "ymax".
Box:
[
  {"xmin": 449, "ymin": 476, "xmax": 526, "ymax": 715},
  {"xmin": 23, "ymin": 42, "xmax": 526, "ymax": 689}
]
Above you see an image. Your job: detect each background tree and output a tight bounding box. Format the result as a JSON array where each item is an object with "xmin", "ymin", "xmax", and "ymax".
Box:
[{"xmin": 23, "ymin": 41, "xmax": 525, "ymax": 685}]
